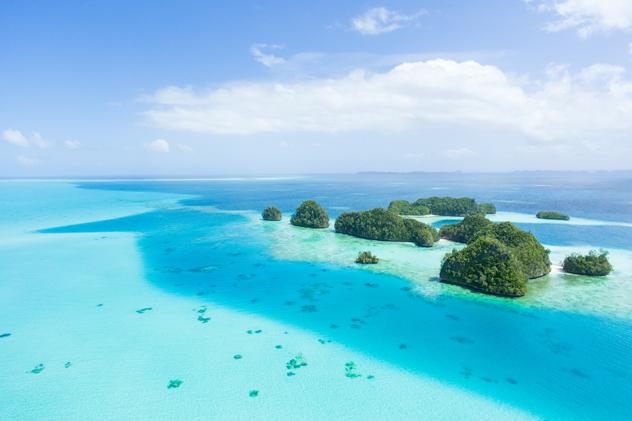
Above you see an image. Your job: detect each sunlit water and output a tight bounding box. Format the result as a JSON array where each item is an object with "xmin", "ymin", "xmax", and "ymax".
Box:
[{"xmin": 1, "ymin": 174, "xmax": 631, "ymax": 420}]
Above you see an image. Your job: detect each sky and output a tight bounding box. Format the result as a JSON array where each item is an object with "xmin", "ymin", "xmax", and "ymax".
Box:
[{"xmin": 2, "ymin": 0, "xmax": 632, "ymax": 176}]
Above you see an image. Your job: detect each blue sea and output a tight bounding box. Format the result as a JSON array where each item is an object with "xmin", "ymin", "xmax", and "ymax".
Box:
[{"xmin": 1, "ymin": 173, "xmax": 632, "ymax": 420}]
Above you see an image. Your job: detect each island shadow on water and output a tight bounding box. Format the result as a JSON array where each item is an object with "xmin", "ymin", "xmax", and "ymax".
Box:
[{"xmin": 39, "ymin": 206, "xmax": 632, "ymax": 420}]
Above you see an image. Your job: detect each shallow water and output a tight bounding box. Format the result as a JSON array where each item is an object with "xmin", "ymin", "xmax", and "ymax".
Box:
[{"xmin": 1, "ymin": 174, "xmax": 632, "ymax": 420}]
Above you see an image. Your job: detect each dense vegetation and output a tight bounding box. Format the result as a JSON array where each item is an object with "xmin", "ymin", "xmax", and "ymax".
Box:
[
  {"xmin": 477, "ymin": 203, "xmax": 496, "ymax": 214},
  {"xmin": 439, "ymin": 214, "xmax": 493, "ymax": 243},
  {"xmin": 536, "ymin": 211, "xmax": 570, "ymax": 221},
  {"xmin": 355, "ymin": 251, "xmax": 379, "ymax": 264},
  {"xmin": 440, "ymin": 237, "xmax": 527, "ymax": 297},
  {"xmin": 470, "ymin": 222, "xmax": 551, "ymax": 278},
  {"xmin": 563, "ymin": 250, "xmax": 612, "ymax": 276},
  {"xmin": 261, "ymin": 206, "xmax": 282, "ymax": 221},
  {"xmin": 335, "ymin": 208, "xmax": 438, "ymax": 247},
  {"xmin": 290, "ymin": 200, "xmax": 329, "ymax": 228},
  {"xmin": 387, "ymin": 200, "xmax": 430, "ymax": 216},
  {"xmin": 439, "ymin": 220, "xmax": 551, "ymax": 296},
  {"xmin": 388, "ymin": 197, "xmax": 496, "ymax": 217}
]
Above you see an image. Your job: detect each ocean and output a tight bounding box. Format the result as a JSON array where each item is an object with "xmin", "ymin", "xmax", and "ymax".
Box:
[{"xmin": 1, "ymin": 173, "xmax": 631, "ymax": 420}]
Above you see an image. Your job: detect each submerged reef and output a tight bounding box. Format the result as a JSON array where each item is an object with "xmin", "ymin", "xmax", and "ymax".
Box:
[
  {"xmin": 563, "ymin": 250, "xmax": 613, "ymax": 276},
  {"xmin": 30, "ymin": 363, "xmax": 45, "ymax": 374},
  {"xmin": 290, "ymin": 200, "xmax": 329, "ymax": 228},
  {"xmin": 167, "ymin": 379, "xmax": 183, "ymax": 389},
  {"xmin": 335, "ymin": 208, "xmax": 438, "ymax": 247},
  {"xmin": 344, "ymin": 361, "xmax": 362, "ymax": 379},
  {"xmin": 135, "ymin": 307, "xmax": 153, "ymax": 314},
  {"xmin": 286, "ymin": 353, "xmax": 308, "ymax": 376}
]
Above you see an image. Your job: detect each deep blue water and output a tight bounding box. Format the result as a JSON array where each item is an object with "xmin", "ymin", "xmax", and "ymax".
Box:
[{"xmin": 37, "ymin": 172, "xmax": 632, "ymax": 420}]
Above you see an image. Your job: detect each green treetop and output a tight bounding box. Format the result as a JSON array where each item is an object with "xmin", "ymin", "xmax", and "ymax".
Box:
[
  {"xmin": 262, "ymin": 206, "xmax": 282, "ymax": 221},
  {"xmin": 335, "ymin": 208, "xmax": 438, "ymax": 247},
  {"xmin": 563, "ymin": 250, "xmax": 612, "ymax": 276},
  {"xmin": 440, "ymin": 236, "xmax": 527, "ymax": 297},
  {"xmin": 470, "ymin": 222, "xmax": 551, "ymax": 279},
  {"xmin": 439, "ymin": 214, "xmax": 493, "ymax": 243},
  {"xmin": 290, "ymin": 200, "xmax": 329, "ymax": 228}
]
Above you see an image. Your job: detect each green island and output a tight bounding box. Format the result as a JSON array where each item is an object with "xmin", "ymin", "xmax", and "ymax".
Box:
[
  {"xmin": 563, "ymin": 250, "xmax": 613, "ymax": 276},
  {"xmin": 536, "ymin": 211, "xmax": 570, "ymax": 221},
  {"xmin": 262, "ymin": 206, "xmax": 282, "ymax": 221},
  {"xmin": 290, "ymin": 200, "xmax": 329, "ymax": 228},
  {"xmin": 355, "ymin": 251, "xmax": 379, "ymax": 264},
  {"xmin": 440, "ymin": 236, "xmax": 528, "ymax": 297},
  {"xmin": 470, "ymin": 222, "xmax": 551, "ymax": 279},
  {"xmin": 440, "ymin": 220, "xmax": 551, "ymax": 297},
  {"xmin": 388, "ymin": 197, "xmax": 495, "ymax": 216},
  {"xmin": 334, "ymin": 208, "xmax": 438, "ymax": 247},
  {"xmin": 477, "ymin": 203, "xmax": 497, "ymax": 215},
  {"xmin": 281, "ymin": 198, "xmax": 616, "ymax": 298},
  {"xmin": 439, "ymin": 214, "xmax": 493, "ymax": 243}
]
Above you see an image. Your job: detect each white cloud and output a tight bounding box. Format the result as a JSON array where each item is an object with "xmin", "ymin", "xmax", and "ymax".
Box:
[
  {"xmin": 176, "ymin": 143, "xmax": 193, "ymax": 152},
  {"xmin": 143, "ymin": 59, "xmax": 632, "ymax": 142},
  {"xmin": 351, "ymin": 7, "xmax": 426, "ymax": 35},
  {"xmin": 63, "ymin": 140, "xmax": 81, "ymax": 150},
  {"xmin": 16, "ymin": 155, "xmax": 40, "ymax": 167},
  {"xmin": 250, "ymin": 44, "xmax": 286, "ymax": 67},
  {"xmin": 31, "ymin": 132, "xmax": 53, "ymax": 149},
  {"xmin": 532, "ymin": 0, "xmax": 632, "ymax": 37},
  {"xmin": 2, "ymin": 129, "xmax": 30, "ymax": 147},
  {"xmin": 145, "ymin": 138, "xmax": 170, "ymax": 153},
  {"xmin": 1, "ymin": 129, "xmax": 60, "ymax": 149}
]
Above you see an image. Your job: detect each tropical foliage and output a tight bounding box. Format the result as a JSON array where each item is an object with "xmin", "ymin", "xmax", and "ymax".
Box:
[
  {"xmin": 335, "ymin": 208, "xmax": 438, "ymax": 247},
  {"xmin": 387, "ymin": 200, "xmax": 430, "ymax": 216},
  {"xmin": 536, "ymin": 211, "xmax": 570, "ymax": 221},
  {"xmin": 563, "ymin": 250, "xmax": 612, "ymax": 276},
  {"xmin": 470, "ymin": 222, "xmax": 551, "ymax": 278},
  {"xmin": 261, "ymin": 206, "xmax": 282, "ymax": 221},
  {"xmin": 389, "ymin": 197, "xmax": 496, "ymax": 216},
  {"xmin": 290, "ymin": 200, "xmax": 329, "ymax": 228},
  {"xmin": 439, "ymin": 214, "xmax": 493, "ymax": 243},
  {"xmin": 477, "ymin": 203, "xmax": 496, "ymax": 214},
  {"xmin": 440, "ymin": 236, "xmax": 527, "ymax": 297},
  {"xmin": 355, "ymin": 251, "xmax": 379, "ymax": 264}
]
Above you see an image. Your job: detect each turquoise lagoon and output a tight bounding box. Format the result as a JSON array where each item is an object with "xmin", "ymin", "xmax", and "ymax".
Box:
[{"xmin": 1, "ymin": 173, "xmax": 632, "ymax": 420}]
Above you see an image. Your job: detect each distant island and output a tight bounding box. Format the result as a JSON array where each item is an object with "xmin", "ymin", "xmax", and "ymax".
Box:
[
  {"xmin": 563, "ymin": 250, "xmax": 612, "ymax": 276},
  {"xmin": 280, "ymin": 197, "xmax": 615, "ymax": 298},
  {"xmin": 440, "ymin": 219, "xmax": 551, "ymax": 297},
  {"xmin": 290, "ymin": 200, "xmax": 329, "ymax": 228},
  {"xmin": 439, "ymin": 214, "xmax": 493, "ymax": 243},
  {"xmin": 388, "ymin": 197, "xmax": 496, "ymax": 216},
  {"xmin": 335, "ymin": 208, "xmax": 438, "ymax": 247},
  {"xmin": 536, "ymin": 211, "xmax": 570, "ymax": 221},
  {"xmin": 355, "ymin": 251, "xmax": 379, "ymax": 264},
  {"xmin": 262, "ymin": 206, "xmax": 282, "ymax": 221}
]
